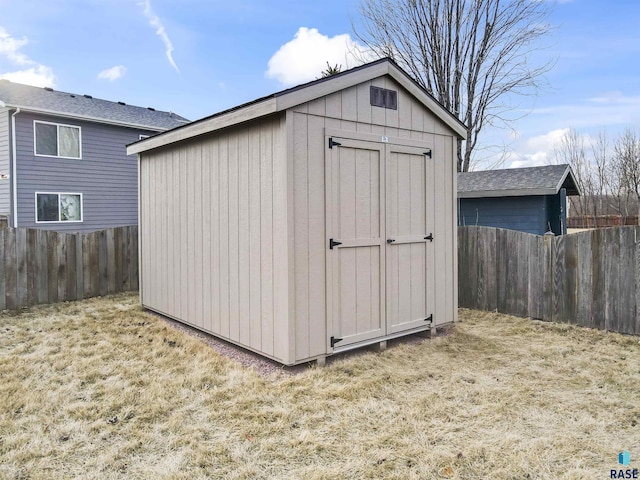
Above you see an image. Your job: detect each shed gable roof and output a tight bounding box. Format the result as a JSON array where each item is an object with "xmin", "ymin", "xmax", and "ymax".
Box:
[
  {"xmin": 128, "ymin": 58, "xmax": 467, "ymax": 155},
  {"xmin": 0, "ymin": 80, "xmax": 189, "ymax": 131},
  {"xmin": 457, "ymin": 164, "xmax": 581, "ymax": 198}
]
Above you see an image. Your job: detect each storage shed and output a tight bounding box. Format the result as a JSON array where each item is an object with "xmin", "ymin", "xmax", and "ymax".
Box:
[
  {"xmin": 458, "ymin": 164, "xmax": 581, "ymax": 235},
  {"xmin": 127, "ymin": 58, "xmax": 466, "ymax": 365}
]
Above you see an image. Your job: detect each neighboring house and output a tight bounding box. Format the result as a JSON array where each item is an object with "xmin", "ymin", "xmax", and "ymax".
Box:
[
  {"xmin": 458, "ymin": 164, "xmax": 581, "ymax": 235},
  {"xmin": 0, "ymin": 80, "xmax": 189, "ymax": 232}
]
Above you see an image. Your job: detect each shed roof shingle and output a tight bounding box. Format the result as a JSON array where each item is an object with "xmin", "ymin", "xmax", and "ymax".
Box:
[
  {"xmin": 457, "ymin": 164, "xmax": 580, "ymax": 198},
  {"xmin": 0, "ymin": 80, "xmax": 189, "ymax": 131}
]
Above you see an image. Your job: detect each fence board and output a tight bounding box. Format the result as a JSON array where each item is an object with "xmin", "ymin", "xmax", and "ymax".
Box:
[
  {"xmin": 106, "ymin": 228, "xmax": 116, "ymax": 294},
  {"xmin": 604, "ymin": 228, "xmax": 620, "ymax": 332},
  {"xmin": 527, "ymin": 235, "xmax": 543, "ymax": 320},
  {"xmin": 542, "ymin": 233, "xmax": 554, "ymax": 322},
  {"xmin": 75, "ymin": 232, "xmax": 84, "ymax": 300},
  {"xmin": 552, "ymin": 235, "xmax": 566, "ymax": 323},
  {"xmin": 5, "ymin": 227, "xmax": 17, "ymax": 310},
  {"xmin": 496, "ymin": 229, "xmax": 508, "ymax": 313},
  {"xmin": 47, "ymin": 231, "xmax": 59, "ymax": 304},
  {"xmin": 515, "ymin": 230, "xmax": 529, "ymax": 318},
  {"xmin": 98, "ymin": 230, "xmax": 108, "ymax": 296},
  {"xmin": 591, "ymin": 229, "xmax": 606, "ymax": 330},
  {"xmin": 576, "ymin": 231, "xmax": 593, "ymax": 329},
  {"xmin": 619, "ymin": 228, "xmax": 635, "ymax": 335},
  {"xmin": 57, "ymin": 232, "xmax": 67, "ymax": 301},
  {"xmin": 459, "ymin": 226, "xmax": 640, "ymax": 336},
  {"xmin": 16, "ymin": 229, "xmax": 27, "ymax": 307},
  {"xmin": 84, "ymin": 233, "xmax": 99, "ymax": 298},
  {"xmin": 481, "ymin": 227, "xmax": 497, "ymax": 311},
  {"xmin": 129, "ymin": 225, "xmax": 140, "ymax": 290},
  {"xmin": 0, "ymin": 228, "xmax": 6, "ymax": 310},
  {"xmin": 635, "ymin": 227, "xmax": 640, "ymax": 335},
  {"xmin": 66, "ymin": 234, "xmax": 77, "ymax": 300},
  {"xmin": 26, "ymin": 229, "xmax": 38, "ymax": 306}
]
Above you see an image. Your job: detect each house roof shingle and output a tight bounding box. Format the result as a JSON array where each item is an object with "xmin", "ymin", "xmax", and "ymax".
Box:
[
  {"xmin": 0, "ymin": 80, "xmax": 189, "ymax": 131},
  {"xmin": 457, "ymin": 164, "xmax": 581, "ymax": 198}
]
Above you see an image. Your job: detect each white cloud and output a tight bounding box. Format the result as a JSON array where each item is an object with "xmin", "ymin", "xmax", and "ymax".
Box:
[
  {"xmin": 532, "ymin": 93, "xmax": 640, "ymax": 129},
  {"xmin": 97, "ymin": 65, "xmax": 127, "ymax": 81},
  {"xmin": 525, "ymin": 128, "xmax": 569, "ymax": 154},
  {"xmin": 0, "ymin": 27, "xmax": 30, "ymax": 65},
  {"xmin": 139, "ymin": 0, "xmax": 179, "ymax": 73},
  {"xmin": 0, "ymin": 27, "xmax": 55, "ymax": 87},
  {"xmin": 266, "ymin": 27, "xmax": 371, "ymax": 86},
  {"xmin": 0, "ymin": 66, "xmax": 55, "ymax": 87}
]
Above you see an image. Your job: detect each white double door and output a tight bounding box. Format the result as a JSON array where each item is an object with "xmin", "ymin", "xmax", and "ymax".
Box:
[{"xmin": 326, "ymin": 135, "xmax": 435, "ymax": 349}]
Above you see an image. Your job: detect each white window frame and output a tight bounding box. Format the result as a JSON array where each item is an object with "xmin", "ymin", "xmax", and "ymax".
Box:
[
  {"xmin": 35, "ymin": 192, "xmax": 84, "ymax": 224},
  {"xmin": 33, "ymin": 120, "xmax": 82, "ymax": 159}
]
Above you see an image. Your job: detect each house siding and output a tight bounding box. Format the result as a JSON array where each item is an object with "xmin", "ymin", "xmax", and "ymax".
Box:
[
  {"xmin": 14, "ymin": 111, "xmax": 156, "ymax": 232},
  {"xmin": 288, "ymin": 75, "xmax": 458, "ymax": 361},
  {"xmin": 0, "ymin": 108, "xmax": 11, "ymax": 216},
  {"xmin": 458, "ymin": 196, "xmax": 548, "ymax": 235}
]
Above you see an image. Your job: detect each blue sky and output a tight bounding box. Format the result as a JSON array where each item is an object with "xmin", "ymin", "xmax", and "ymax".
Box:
[{"xmin": 1, "ymin": 0, "xmax": 639, "ymax": 169}]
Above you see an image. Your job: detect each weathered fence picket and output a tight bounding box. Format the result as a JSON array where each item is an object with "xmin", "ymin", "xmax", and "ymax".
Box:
[
  {"xmin": 0, "ymin": 222, "xmax": 138, "ymax": 311},
  {"xmin": 459, "ymin": 226, "xmax": 640, "ymax": 335}
]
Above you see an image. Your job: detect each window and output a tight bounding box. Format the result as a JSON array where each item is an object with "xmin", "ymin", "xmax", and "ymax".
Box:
[
  {"xmin": 34, "ymin": 121, "xmax": 81, "ymax": 159},
  {"xmin": 36, "ymin": 193, "xmax": 83, "ymax": 223}
]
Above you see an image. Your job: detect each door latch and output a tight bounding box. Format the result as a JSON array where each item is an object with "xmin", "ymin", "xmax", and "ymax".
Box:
[{"xmin": 386, "ymin": 238, "xmax": 395, "ymax": 244}]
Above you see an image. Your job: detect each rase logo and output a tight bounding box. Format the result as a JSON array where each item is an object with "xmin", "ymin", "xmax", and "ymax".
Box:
[{"xmin": 611, "ymin": 451, "xmax": 638, "ymax": 479}]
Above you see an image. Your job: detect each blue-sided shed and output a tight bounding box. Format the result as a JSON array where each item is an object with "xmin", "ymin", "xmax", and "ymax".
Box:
[{"xmin": 457, "ymin": 164, "xmax": 581, "ymax": 235}]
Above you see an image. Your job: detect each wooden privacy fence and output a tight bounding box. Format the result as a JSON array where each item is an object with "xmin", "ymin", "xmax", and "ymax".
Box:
[
  {"xmin": 0, "ymin": 222, "xmax": 138, "ymax": 310},
  {"xmin": 458, "ymin": 226, "xmax": 639, "ymax": 335}
]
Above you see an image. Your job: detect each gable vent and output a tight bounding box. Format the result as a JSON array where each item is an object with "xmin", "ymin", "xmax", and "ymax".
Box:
[{"xmin": 370, "ymin": 86, "xmax": 397, "ymax": 110}]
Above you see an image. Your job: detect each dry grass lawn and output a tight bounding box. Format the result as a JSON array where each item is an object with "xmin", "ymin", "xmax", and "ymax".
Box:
[{"xmin": 0, "ymin": 294, "xmax": 639, "ymax": 479}]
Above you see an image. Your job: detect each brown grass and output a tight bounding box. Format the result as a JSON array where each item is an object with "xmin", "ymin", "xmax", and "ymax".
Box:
[{"xmin": 0, "ymin": 294, "xmax": 639, "ymax": 479}]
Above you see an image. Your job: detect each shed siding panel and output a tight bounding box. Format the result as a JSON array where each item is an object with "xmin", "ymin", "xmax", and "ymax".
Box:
[
  {"xmin": 14, "ymin": 111, "xmax": 157, "ymax": 232},
  {"xmin": 458, "ymin": 196, "xmax": 547, "ymax": 235},
  {"xmin": 0, "ymin": 108, "xmax": 11, "ymax": 216},
  {"xmin": 140, "ymin": 114, "xmax": 290, "ymax": 363},
  {"xmin": 291, "ymin": 74, "xmax": 458, "ymax": 361}
]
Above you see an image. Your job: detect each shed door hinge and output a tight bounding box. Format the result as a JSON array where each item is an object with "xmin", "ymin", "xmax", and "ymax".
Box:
[
  {"xmin": 424, "ymin": 149, "xmax": 432, "ymax": 158},
  {"xmin": 329, "ymin": 138, "xmax": 342, "ymax": 149},
  {"xmin": 424, "ymin": 233, "xmax": 434, "ymax": 242},
  {"xmin": 425, "ymin": 314, "xmax": 433, "ymax": 324},
  {"xmin": 331, "ymin": 336, "xmax": 343, "ymax": 348}
]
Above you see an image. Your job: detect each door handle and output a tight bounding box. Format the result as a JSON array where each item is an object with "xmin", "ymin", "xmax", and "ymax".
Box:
[{"xmin": 386, "ymin": 238, "xmax": 395, "ymax": 244}]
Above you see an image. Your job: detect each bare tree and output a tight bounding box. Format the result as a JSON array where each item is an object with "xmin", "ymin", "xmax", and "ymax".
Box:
[
  {"xmin": 355, "ymin": 0, "xmax": 553, "ymax": 171},
  {"xmin": 551, "ymin": 128, "xmax": 594, "ymax": 217},
  {"xmin": 613, "ymin": 129, "xmax": 640, "ymax": 218}
]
